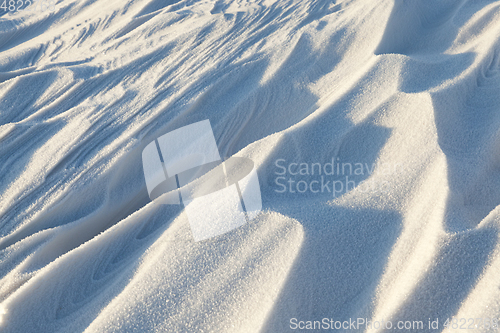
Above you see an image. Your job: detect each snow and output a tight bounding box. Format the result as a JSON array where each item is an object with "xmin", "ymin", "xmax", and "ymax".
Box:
[{"xmin": 1, "ymin": 0, "xmax": 500, "ymax": 332}]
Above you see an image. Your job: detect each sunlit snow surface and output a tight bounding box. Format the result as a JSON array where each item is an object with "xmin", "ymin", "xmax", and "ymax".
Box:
[{"xmin": 1, "ymin": 0, "xmax": 500, "ymax": 332}]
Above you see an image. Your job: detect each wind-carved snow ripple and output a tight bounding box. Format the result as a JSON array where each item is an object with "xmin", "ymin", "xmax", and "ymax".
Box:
[{"xmin": 433, "ymin": 45, "xmax": 500, "ymax": 231}]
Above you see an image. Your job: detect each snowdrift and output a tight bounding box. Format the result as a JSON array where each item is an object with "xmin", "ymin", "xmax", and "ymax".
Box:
[{"xmin": 1, "ymin": 0, "xmax": 500, "ymax": 331}]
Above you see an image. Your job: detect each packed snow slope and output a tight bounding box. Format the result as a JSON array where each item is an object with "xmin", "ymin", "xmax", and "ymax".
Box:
[{"xmin": 1, "ymin": 0, "xmax": 500, "ymax": 332}]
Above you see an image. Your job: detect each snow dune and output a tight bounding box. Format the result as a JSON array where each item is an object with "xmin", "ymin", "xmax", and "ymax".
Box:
[{"xmin": 1, "ymin": 0, "xmax": 500, "ymax": 331}]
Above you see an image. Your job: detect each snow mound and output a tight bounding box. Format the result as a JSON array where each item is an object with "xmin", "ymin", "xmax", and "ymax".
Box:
[{"xmin": 1, "ymin": 0, "xmax": 500, "ymax": 332}]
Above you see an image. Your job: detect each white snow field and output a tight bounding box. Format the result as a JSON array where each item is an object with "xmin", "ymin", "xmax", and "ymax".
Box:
[{"xmin": 1, "ymin": 0, "xmax": 500, "ymax": 331}]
